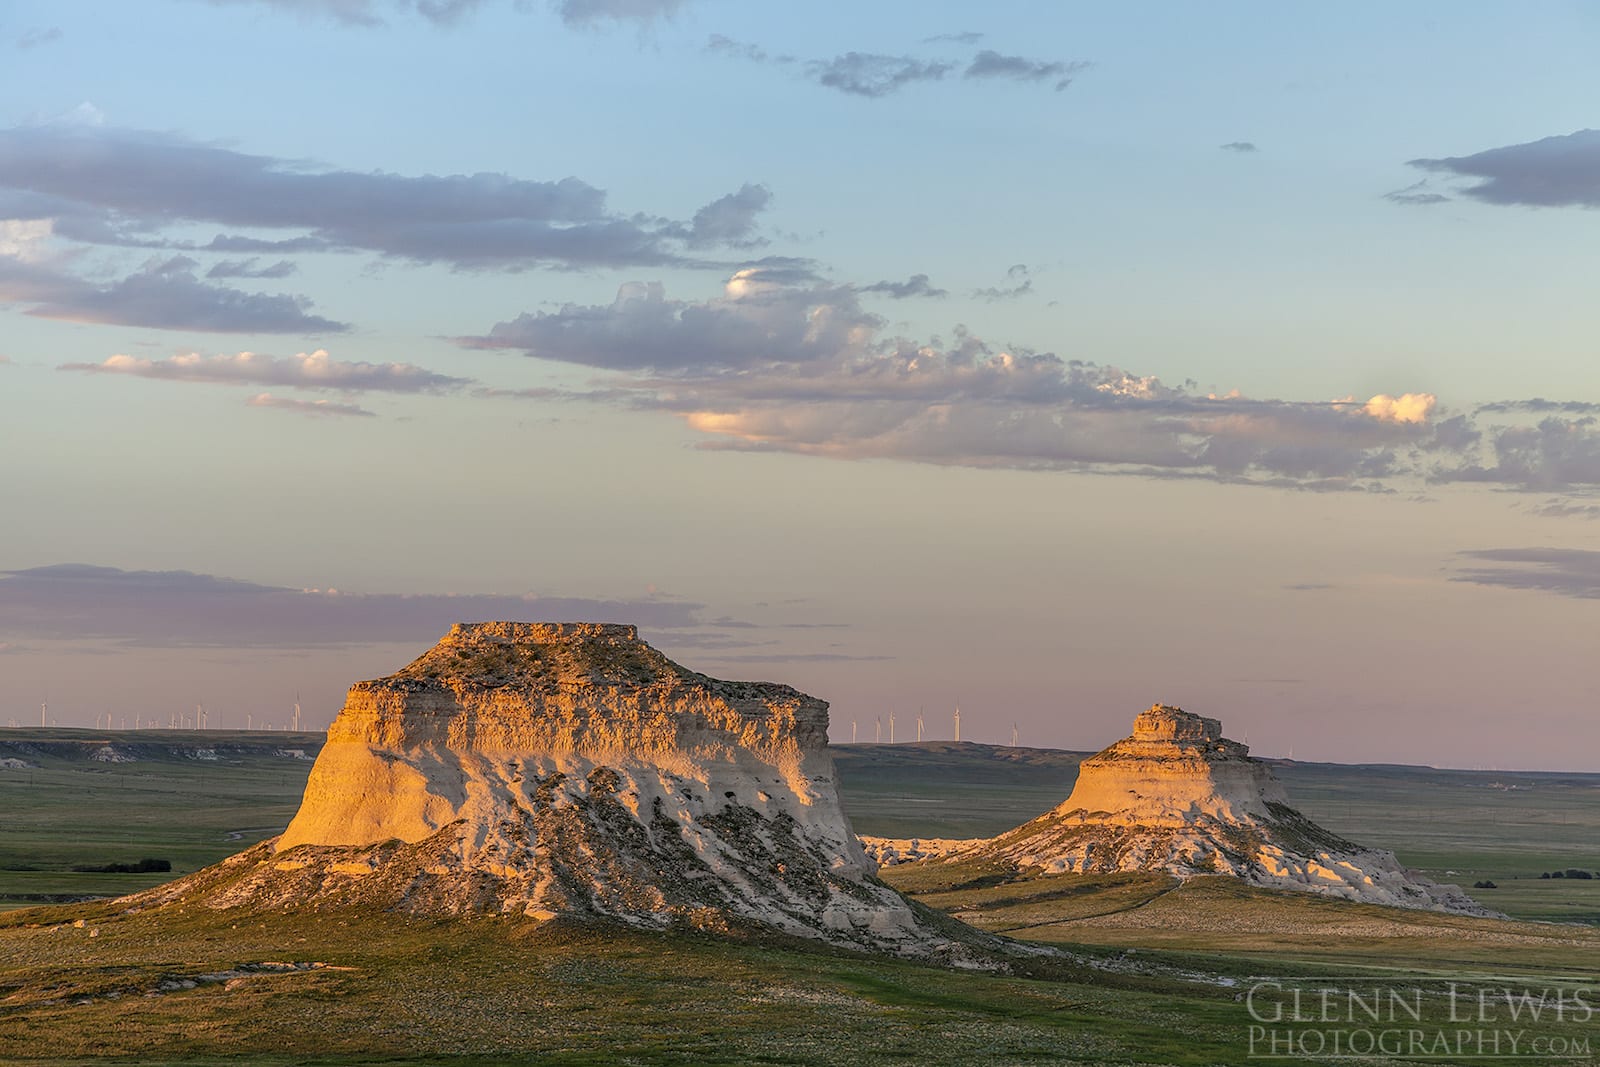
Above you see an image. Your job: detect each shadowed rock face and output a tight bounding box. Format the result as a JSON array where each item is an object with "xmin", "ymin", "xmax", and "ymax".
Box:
[
  {"xmin": 872, "ymin": 705, "xmax": 1494, "ymax": 917},
  {"xmin": 141, "ymin": 623, "xmax": 956, "ymax": 953}
]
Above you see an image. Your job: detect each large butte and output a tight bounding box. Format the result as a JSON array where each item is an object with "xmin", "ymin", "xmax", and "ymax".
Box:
[{"xmin": 130, "ymin": 623, "xmax": 967, "ymax": 954}]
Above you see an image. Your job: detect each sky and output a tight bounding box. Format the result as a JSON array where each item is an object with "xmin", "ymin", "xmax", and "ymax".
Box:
[{"xmin": 4, "ymin": 1, "xmax": 1600, "ymax": 769}]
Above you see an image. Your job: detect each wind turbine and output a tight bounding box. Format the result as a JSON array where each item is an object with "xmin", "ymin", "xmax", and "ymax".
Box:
[
  {"xmin": 916, "ymin": 710, "xmax": 924, "ymax": 743},
  {"xmin": 889, "ymin": 712, "xmax": 895, "ymax": 744},
  {"xmin": 874, "ymin": 716, "xmax": 882, "ymax": 743},
  {"xmin": 293, "ymin": 693, "xmax": 302, "ymax": 733},
  {"xmin": 953, "ymin": 703, "xmax": 961, "ymax": 743},
  {"xmin": 1011, "ymin": 722, "xmax": 1018, "ymax": 748},
  {"xmin": 851, "ymin": 719, "xmax": 857, "ymax": 743}
]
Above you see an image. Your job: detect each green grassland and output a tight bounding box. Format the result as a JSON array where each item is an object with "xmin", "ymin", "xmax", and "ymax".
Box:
[
  {"xmin": 5, "ymin": 894, "xmax": 1597, "ymax": 1066},
  {"xmin": 2, "ymin": 731, "xmax": 1599, "ymax": 1064},
  {"xmin": 0, "ymin": 730, "xmax": 322, "ymax": 909},
  {"xmin": 0, "ymin": 902, "xmax": 1263, "ymax": 1066}
]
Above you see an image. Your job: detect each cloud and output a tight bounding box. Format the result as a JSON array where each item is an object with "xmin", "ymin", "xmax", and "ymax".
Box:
[
  {"xmin": 471, "ymin": 384, "xmax": 630, "ymax": 402},
  {"xmin": 923, "ymin": 31, "xmax": 983, "ymax": 45},
  {"xmin": 1408, "ymin": 130, "xmax": 1600, "ymax": 208},
  {"xmin": 0, "ymin": 218, "xmax": 55, "ymax": 261},
  {"xmin": 2, "ymin": 254, "xmax": 347, "ymax": 333},
  {"xmin": 1434, "ymin": 415, "xmax": 1600, "ymax": 491},
  {"xmin": 0, "ymin": 564, "xmax": 711, "ymax": 648},
  {"xmin": 206, "ymin": 257, "xmax": 298, "ymax": 279},
  {"xmin": 203, "ymin": 234, "xmax": 335, "ymax": 253},
  {"xmin": 0, "ymin": 124, "xmax": 766, "ymax": 270},
  {"xmin": 246, "ymin": 392, "xmax": 376, "ymax": 416},
  {"xmin": 1525, "ymin": 498, "xmax": 1600, "ymax": 521},
  {"xmin": 964, "ymin": 50, "xmax": 1087, "ymax": 91},
  {"xmin": 61, "ymin": 349, "xmax": 469, "ymax": 394},
  {"xmin": 807, "ymin": 53, "xmax": 954, "ymax": 98},
  {"xmin": 557, "ymin": 0, "xmax": 687, "ymax": 27},
  {"xmin": 199, "ymin": 0, "xmax": 688, "ymax": 27},
  {"xmin": 197, "ymin": 0, "xmax": 491, "ymax": 26},
  {"xmin": 973, "ymin": 263, "xmax": 1033, "ymax": 302},
  {"xmin": 1451, "ymin": 548, "xmax": 1600, "ymax": 600},
  {"xmin": 709, "ymin": 38, "xmax": 1085, "ymax": 99},
  {"xmin": 1219, "ymin": 141, "xmax": 1257, "ymax": 153},
  {"xmin": 857, "ymin": 274, "xmax": 947, "ymax": 300},
  {"xmin": 16, "ymin": 26, "xmax": 62, "ymax": 49},
  {"xmin": 459, "ymin": 272, "xmax": 883, "ymax": 372},
  {"xmin": 1362, "ymin": 393, "xmax": 1435, "ymax": 424},
  {"xmin": 679, "ymin": 183, "xmax": 771, "ymax": 249},
  {"xmin": 1384, "ymin": 179, "xmax": 1450, "ymax": 206},
  {"xmin": 1476, "ymin": 398, "xmax": 1600, "ymax": 416},
  {"xmin": 461, "ymin": 272, "xmax": 1469, "ymax": 487},
  {"xmin": 705, "ymin": 35, "xmax": 781, "ymax": 64}
]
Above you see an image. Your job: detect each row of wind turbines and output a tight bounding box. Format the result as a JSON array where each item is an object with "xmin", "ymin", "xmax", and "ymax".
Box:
[
  {"xmin": 849, "ymin": 706, "xmax": 1021, "ymax": 748},
  {"xmin": 16, "ymin": 696, "xmax": 306, "ymax": 733}
]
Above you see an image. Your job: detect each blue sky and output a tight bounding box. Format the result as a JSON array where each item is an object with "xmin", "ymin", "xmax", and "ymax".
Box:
[{"xmin": 4, "ymin": 1, "xmax": 1600, "ymax": 768}]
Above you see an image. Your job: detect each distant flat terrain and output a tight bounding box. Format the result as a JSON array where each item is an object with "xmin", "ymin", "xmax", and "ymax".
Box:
[
  {"xmin": 0, "ymin": 729, "xmax": 323, "ymax": 910},
  {"xmin": 5, "ymin": 730, "xmax": 1599, "ymax": 924}
]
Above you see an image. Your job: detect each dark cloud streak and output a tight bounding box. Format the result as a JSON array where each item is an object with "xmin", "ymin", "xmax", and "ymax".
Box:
[
  {"xmin": 1452, "ymin": 548, "xmax": 1600, "ymax": 600},
  {"xmin": 0, "ymin": 564, "xmax": 709, "ymax": 648},
  {"xmin": 5, "ymin": 254, "xmax": 347, "ymax": 334},
  {"xmin": 1407, "ymin": 130, "xmax": 1600, "ymax": 208},
  {"xmin": 0, "ymin": 124, "xmax": 767, "ymax": 271}
]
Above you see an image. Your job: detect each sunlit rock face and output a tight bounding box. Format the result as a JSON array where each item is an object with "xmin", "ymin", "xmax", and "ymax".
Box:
[
  {"xmin": 957, "ymin": 705, "xmax": 1493, "ymax": 915},
  {"xmin": 160, "ymin": 623, "xmax": 945, "ymax": 951}
]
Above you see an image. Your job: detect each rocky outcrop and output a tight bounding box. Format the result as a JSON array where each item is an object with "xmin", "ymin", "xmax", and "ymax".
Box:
[
  {"xmin": 888, "ymin": 705, "xmax": 1493, "ymax": 916},
  {"xmin": 136, "ymin": 623, "xmax": 957, "ymax": 954}
]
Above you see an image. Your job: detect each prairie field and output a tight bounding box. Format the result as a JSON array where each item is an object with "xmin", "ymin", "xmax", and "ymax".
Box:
[{"xmin": 3, "ymin": 730, "xmax": 1598, "ymax": 1065}]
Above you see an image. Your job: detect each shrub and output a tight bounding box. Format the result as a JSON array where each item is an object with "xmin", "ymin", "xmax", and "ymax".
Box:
[{"xmin": 69, "ymin": 858, "xmax": 172, "ymax": 874}]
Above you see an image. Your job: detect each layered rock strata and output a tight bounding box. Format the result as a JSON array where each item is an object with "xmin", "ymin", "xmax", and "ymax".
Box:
[{"xmin": 141, "ymin": 623, "xmax": 948, "ymax": 952}]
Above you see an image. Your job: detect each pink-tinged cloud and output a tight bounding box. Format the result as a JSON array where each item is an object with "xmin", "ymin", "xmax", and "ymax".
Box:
[
  {"xmin": 1360, "ymin": 393, "xmax": 1436, "ymax": 424},
  {"xmin": 245, "ymin": 392, "xmax": 375, "ymax": 417},
  {"xmin": 464, "ymin": 274, "xmax": 1467, "ymax": 489},
  {"xmin": 60, "ymin": 349, "xmax": 468, "ymax": 394}
]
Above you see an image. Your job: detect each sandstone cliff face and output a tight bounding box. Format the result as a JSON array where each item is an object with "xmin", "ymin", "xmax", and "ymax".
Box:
[
  {"xmin": 872, "ymin": 705, "xmax": 1492, "ymax": 916},
  {"xmin": 148, "ymin": 623, "xmax": 950, "ymax": 953}
]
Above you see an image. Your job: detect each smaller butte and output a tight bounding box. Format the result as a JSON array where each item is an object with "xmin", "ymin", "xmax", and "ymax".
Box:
[{"xmin": 871, "ymin": 705, "xmax": 1493, "ymax": 915}]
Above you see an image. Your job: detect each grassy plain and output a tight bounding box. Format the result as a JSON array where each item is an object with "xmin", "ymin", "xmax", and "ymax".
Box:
[
  {"xmin": 0, "ymin": 902, "xmax": 1261, "ymax": 1066},
  {"xmin": 2, "ymin": 731, "xmax": 1598, "ymax": 1064},
  {"xmin": 0, "ymin": 730, "xmax": 321, "ymax": 909}
]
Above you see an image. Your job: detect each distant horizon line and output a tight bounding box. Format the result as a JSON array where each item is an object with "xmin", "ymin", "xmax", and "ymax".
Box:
[{"xmin": 6, "ymin": 724, "xmax": 1597, "ymax": 777}]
